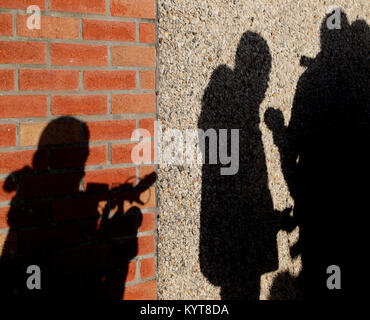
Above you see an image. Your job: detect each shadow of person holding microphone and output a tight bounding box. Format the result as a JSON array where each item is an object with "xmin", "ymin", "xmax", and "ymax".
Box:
[
  {"xmin": 0, "ymin": 116, "xmax": 156, "ymax": 299},
  {"xmin": 265, "ymin": 10, "xmax": 369, "ymax": 299}
]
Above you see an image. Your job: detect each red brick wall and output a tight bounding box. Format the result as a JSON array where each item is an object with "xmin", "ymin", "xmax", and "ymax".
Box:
[{"xmin": 0, "ymin": 0, "xmax": 157, "ymax": 299}]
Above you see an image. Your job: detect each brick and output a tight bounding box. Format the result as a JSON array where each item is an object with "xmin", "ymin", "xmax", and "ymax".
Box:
[
  {"xmin": 20, "ymin": 121, "xmax": 81, "ymax": 146},
  {"xmin": 1, "ymin": 202, "xmax": 49, "ymax": 229},
  {"xmin": 130, "ymin": 140, "xmax": 154, "ymax": 164},
  {"xmin": 143, "ymin": 187, "xmax": 156, "ymax": 209},
  {"xmin": 137, "ymin": 235, "xmax": 154, "ymax": 256},
  {"xmin": 125, "ymin": 261, "xmax": 136, "ymax": 282},
  {"xmin": 19, "ymin": 69, "xmax": 79, "ymax": 91},
  {"xmin": 50, "ymin": 145, "xmax": 107, "ymax": 169},
  {"xmin": 0, "ymin": 70, "xmax": 14, "ymax": 91},
  {"xmin": 112, "ymin": 46, "xmax": 156, "ymax": 67},
  {"xmin": 52, "ymin": 194, "xmax": 107, "ymax": 221},
  {"xmin": 50, "ymin": 145, "xmax": 89, "ymax": 169},
  {"xmin": 111, "ymin": 143, "xmax": 135, "ymax": 164},
  {"xmin": 140, "ymin": 70, "xmax": 155, "ymax": 90},
  {"xmin": 87, "ymin": 120, "xmax": 136, "ymax": 141},
  {"xmin": 84, "ymin": 167, "xmax": 136, "ymax": 189},
  {"xmin": 53, "ymin": 243, "xmax": 108, "ymax": 271},
  {"xmin": 18, "ymin": 223, "xmax": 83, "ymax": 254},
  {"xmin": 50, "ymin": 43, "xmax": 108, "ymax": 66},
  {"xmin": 112, "ymin": 94, "xmax": 156, "ymax": 114},
  {"xmin": 119, "ymin": 186, "xmax": 155, "ymax": 212},
  {"xmin": 0, "ymin": 0, "xmax": 45, "ymax": 10},
  {"xmin": 140, "ymin": 140, "xmax": 155, "ymax": 162},
  {"xmin": 0, "ymin": 207, "xmax": 8, "ymax": 229},
  {"xmin": 0, "ymin": 41, "xmax": 46, "ymax": 64},
  {"xmin": 140, "ymin": 257, "xmax": 155, "ymax": 279},
  {"xmin": 0, "ymin": 149, "xmax": 47, "ymax": 174},
  {"xmin": 140, "ymin": 118, "xmax": 155, "ymax": 136},
  {"xmin": 17, "ymin": 15, "xmax": 79, "ymax": 39},
  {"xmin": 0, "ymin": 124, "xmax": 16, "ymax": 147},
  {"xmin": 0, "ymin": 232, "xmax": 17, "ymax": 256},
  {"xmin": 0, "ymin": 95, "xmax": 47, "ymax": 118},
  {"xmin": 139, "ymin": 165, "xmax": 155, "ymax": 181},
  {"xmin": 140, "ymin": 187, "xmax": 156, "ymax": 209},
  {"xmin": 111, "ymin": 237, "xmax": 138, "ymax": 261},
  {"xmin": 139, "ymin": 212, "xmax": 155, "ymax": 233},
  {"xmin": 140, "ymin": 23, "xmax": 155, "ymax": 43},
  {"xmin": 51, "ymin": 95, "xmax": 107, "ymax": 115},
  {"xmin": 83, "ymin": 19, "xmax": 135, "ymax": 42},
  {"xmin": 20, "ymin": 123, "xmax": 46, "ymax": 146},
  {"xmin": 19, "ymin": 172, "xmax": 82, "ymax": 199},
  {"xmin": 50, "ymin": 0, "xmax": 106, "ymax": 14},
  {"xmin": 53, "ymin": 244, "xmax": 108, "ymax": 273},
  {"xmin": 84, "ymin": 70, "xmax": 136, "ymax": 91},
  {"xmin": 114, "ymin": 141, "xmax": 153, "ymax": 164},
  {"xmin": 99, "ymin": 209, "xmax": 142, "ymax": 239},
  {"xmin": 0, "ymin": 13, "xmax": 13, "ymax": 36},
  {"xmin": 0, "ymin": 179, "xmax": 16, "ymax": 201},
  {"xmin": 123, "ymin": 280, "xmax": 156, "ymax": 300},
  {"xmin": 111, "ymin": 0, "xmax": 155, "ymax": 19}
]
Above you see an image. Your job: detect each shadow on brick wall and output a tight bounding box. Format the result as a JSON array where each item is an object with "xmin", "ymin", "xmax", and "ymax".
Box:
[{"xmin": 0, "ymin": 116, "xmax": 156, "ymax": 299}]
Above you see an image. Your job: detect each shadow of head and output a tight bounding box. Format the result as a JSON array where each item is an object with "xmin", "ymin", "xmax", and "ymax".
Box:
[
  {"xmin": 4, "ymin": 116, "xmax": 90, "ymax": 195},
  {"xmin": 319, "ymin": 9, "xmax": 351, "ymax": 53},
  {"xmin": 234, "ymin": 31, "xmax": 272, "ymax": 104},
  {"xmin": 300, "ymin": 10, "xmax": 369, "ymax": 67},
  {"xmin": 34, "ymin": 116, "xmax": 89, "ymax": 170}
]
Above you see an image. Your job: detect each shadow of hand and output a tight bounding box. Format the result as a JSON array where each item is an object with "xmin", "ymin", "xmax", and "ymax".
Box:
[{"xmin": 264, "ymin": 107, "xmax": 286, "ymax": 134}]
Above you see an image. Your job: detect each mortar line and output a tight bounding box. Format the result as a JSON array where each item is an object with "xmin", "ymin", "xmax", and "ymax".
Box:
[
  {"xmin": 107, "ymin": 92, "xmax": 112, "ymax": 114},
  {"xmin": 106, "ymin": 0, "xmax": 111, "ymax": 16},
  {"xmin": 136, "ymin": 259, "xmax": 141, "ymax": 281},
  {"xmin": 14, "ymin": 68, "xmax": 19, "ymax": 91},
  {"xmin": 79, "ymin": 71, "xmax": 84, "ymax": 91},
  {"xmin": 13, "ymin": 11, "xmax": 17, "ymax": 37},
  {"xmin": 107, "ymin": 142, "xmax": 111, "ymax": 165},
  {"xmin": 15, "ymin": 120, "xmax": 20, "ymax": 147},
  {"xmin": 0, "ymin": 90, "xmax": 156, "ymax": 96},
  {"xmin": 136, "ymin": 166, "xmax": 140, "ymax": 185},
  {"xmin": 0, "ymin": 64, "xmax": 156, "ymax": 71},
  {"xmin": 46, "ymin": 95, "xmax": 51, "ymax": 116},
  {"xmin": 78, "ymin": 18, "xmax": 83, "ymax": 40},
  {"xmin": 0, "ymin": 138, "xmax": 151, "ymax": 153},
  {"xmin": 0, "ymin": 36, "xmax": 156, "ymax": 47},
  {"xmin": 0, "ymin": 113, "xmax": 156, "ymax": 124},
  {"xmin": 136, "ymin": 70, "xmax": 141, "ymax": 90},
  {"xmin": 107, "ymin": 45, "xmax": 112, "ymax": 67},
  {"xmin": 136, "ymin": 22, "xmax": 140, "ymax": 43},
  {"xmin": 0, "ymin": 8, "xmax": 155, "ymax": 23},
  {"xmin": 46, "ymin": 42, "xmax": 51, "ymax": 67}
]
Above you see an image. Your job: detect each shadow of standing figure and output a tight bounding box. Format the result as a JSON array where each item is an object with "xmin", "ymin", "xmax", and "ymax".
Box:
[
  {"xmin": 199, "ymin": 31, "xmax": 280, "ymax": 299},
  {"xmin": 266, "ymin": 11, "xmax": 369, "ymax": 299},
  {"xmin": 0, "ymin": 116, "xmax": 156, "ymax": 299}
]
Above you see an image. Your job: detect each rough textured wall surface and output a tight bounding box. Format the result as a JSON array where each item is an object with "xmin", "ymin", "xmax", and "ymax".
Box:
[{"xmin": 157, "ymin": 0, "xmax": 369, "ymax": 299}]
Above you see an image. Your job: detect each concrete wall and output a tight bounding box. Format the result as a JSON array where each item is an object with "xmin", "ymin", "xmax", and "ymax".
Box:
[{"xmin": 157, "ymin": 0, "xmax": 368, "ymax": 299}]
